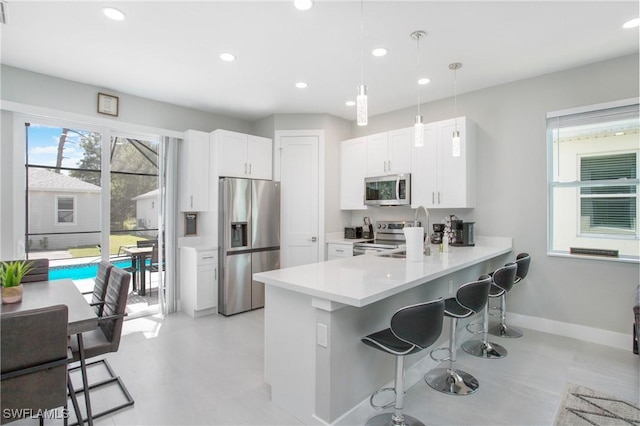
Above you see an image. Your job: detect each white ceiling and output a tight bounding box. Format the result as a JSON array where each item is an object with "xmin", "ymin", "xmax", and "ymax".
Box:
[{"xmin": 1, "ymin": 1, "xmax": 638, "ymax": 123}]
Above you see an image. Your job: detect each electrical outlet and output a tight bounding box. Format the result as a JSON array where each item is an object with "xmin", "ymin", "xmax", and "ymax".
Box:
[{"xmin": 317, "ymin": 323, "xmax": 328, "ymax": 348}]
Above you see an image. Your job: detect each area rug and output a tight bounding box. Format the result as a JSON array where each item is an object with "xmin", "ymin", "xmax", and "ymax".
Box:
[{"xmin": 555, "ymin": 383, "xmax": 640, "ymax": 425}]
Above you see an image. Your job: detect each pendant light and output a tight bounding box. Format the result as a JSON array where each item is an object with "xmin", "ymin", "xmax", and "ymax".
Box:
[
  {"xmin": 356, "ymin": 0, "xmax": 368, "ymax": 126},
  {"xmin": 411, "ymin": 31, "xmax": 426, "ymax": 147},
  {"xmin": 449, "ymin": 62, "xmax": 462, "ymax": 157}
]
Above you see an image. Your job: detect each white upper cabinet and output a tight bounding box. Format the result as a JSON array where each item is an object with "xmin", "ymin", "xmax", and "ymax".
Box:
[
  {"xmin": 366, "ymin": 128, "xmax": 412, "ymax": 176},
  {"xmin": 180, "ymin": 130, "xmax": 210, "ymax": 212},
  {"xmin": 214, "ymin": 129, "xmax": 273, "ymax": 180},
  {"xmin": 411, "ymin": 117, "xmax": 476, "ymax": 209},
  {"xmin": 340, "ymin": 137, "xmax": 368, "ymax": 210}
]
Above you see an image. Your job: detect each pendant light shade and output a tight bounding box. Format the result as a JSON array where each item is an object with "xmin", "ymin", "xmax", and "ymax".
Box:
[
  {"xmin": 414, "ymin": 115, "xmax": 424, "ymax": 147},
  {"xmin": 357, "ymin": 84, "xmax": 368, "ymax": 126},
  {"xmin": 411, "ymin": 30, "xmax": 427, "ymax": 147},
  {"xmin": 449, "ymin": 62, "xmax": 462, "ymax": 157}
]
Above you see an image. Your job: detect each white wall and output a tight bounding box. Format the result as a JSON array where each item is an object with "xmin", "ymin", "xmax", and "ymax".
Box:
[{"xmin": 350, "ymin": 53, "xmax": 640, "ymax": 336}]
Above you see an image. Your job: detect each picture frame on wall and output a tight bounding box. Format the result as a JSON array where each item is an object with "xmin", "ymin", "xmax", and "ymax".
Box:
[{"xmin": 97, "ymin": 92, "xmax": 119, "ymax": 116}]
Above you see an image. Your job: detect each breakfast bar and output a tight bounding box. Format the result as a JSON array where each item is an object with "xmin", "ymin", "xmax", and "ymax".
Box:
[{"xmin": 254, "ymin": 236, "xmax": 512, "ymax": 424}]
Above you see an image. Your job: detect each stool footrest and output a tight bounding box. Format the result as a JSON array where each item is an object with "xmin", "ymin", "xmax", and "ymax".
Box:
[
  {"xmin": 465, "ymin": 321, "xmax": 484, "ymax": 335},
  {"xmin": 369, "ymin": 387, "xmax": 396, "ymax": 410},
  {"xmin": 429, "ymin": 346, "xmax": 451, "ymax": 363}
]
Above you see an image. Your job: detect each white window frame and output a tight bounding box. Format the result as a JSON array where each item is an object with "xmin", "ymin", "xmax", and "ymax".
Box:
[
  {"xmin": 547, "ymin": 98, "xmax": 640, "ymax": 263},
  {"xmin": 55, "ymin": 194, "xmax": 77, "ymax": 225}
]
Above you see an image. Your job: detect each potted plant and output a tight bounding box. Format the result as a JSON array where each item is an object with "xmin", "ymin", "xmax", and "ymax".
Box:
[{"xmin": 1, "ymin": 261, "xmax": 33, "ymax": 304}]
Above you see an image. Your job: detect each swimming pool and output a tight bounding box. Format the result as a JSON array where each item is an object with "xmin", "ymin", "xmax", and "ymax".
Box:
[{"xmin": 49, "ymin": 260, "xmax": 132, "ymax": 280}]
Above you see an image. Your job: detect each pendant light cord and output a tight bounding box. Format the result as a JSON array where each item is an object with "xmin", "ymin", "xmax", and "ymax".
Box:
[
  {"xmin": 360, "ymin": 0, "xmax": 364, "ymax": 85},
  {"xmin": 416, "ymin": 34, "xmax": 421, "ymax": 116}
]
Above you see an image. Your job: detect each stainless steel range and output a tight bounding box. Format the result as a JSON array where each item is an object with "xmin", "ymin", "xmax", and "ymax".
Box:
[{"xmin": 353, "ymin": 220, "xmax": 421, "ymax": 256}]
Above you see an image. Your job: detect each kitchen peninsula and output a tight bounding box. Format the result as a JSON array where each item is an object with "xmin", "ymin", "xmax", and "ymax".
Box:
[{"xmin": 254, "ymin": 236, "xmax": 512, "ymax": 425}]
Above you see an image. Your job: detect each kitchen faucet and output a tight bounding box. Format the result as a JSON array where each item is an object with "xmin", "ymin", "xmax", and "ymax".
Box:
[{"xmin": 414, "ymin": 205, "xmax": 431, "ymax": 256}]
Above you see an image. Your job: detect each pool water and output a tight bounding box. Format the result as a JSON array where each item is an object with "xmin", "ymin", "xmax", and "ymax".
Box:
[{"xmin": 49, "ymin": 260, "xmax": 132, "ymax": 280}]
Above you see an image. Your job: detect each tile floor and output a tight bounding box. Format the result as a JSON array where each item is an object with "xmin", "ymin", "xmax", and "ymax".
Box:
[{"xmin": 15, "ymin": 309, "xmax": 640, "ymax": 426}]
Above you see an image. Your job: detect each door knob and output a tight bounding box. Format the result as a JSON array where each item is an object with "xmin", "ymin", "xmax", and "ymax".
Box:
[{"xmin": 309, "ymin": 237, "xmax": 317, "ymax": 242}]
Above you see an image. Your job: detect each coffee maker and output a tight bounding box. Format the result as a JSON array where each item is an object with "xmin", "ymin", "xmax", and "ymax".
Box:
[
  {"xmin": 430, "ymin": 223, "xmax": 445, "ymax": 244},
  {"xmin": 451, "ymin": 220, "xmax": 475, "ymax": 246}
]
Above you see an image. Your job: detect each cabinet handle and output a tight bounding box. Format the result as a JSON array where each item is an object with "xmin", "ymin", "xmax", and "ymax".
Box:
[
  {"xmin": 336, "ymin": 249, "xmax": 344, "ymax": 253},
  {"xmin": 215, "ymin": 268, "xmax": 217, "ymax": 280},
  {"xmin": 202, "ymin": 256, "xmax": 215, "ymax": 260},
  {"xmin": 388, "ymin": 160, "xmax": 391, "ymax": 171},
  {"xmin": 190, "ymin": 195, "xmax": 193, "ymax": 208},
  {"xmin": 248, "ymin": 163, "xmax": 252, "ymax": 174},
  {"xmin": 438, "ymin": 192, "xmax": 441, "ymax": 204},
  {"xmin": 432, "ymin": 192, "xmax": 435, "ymax": 204}
]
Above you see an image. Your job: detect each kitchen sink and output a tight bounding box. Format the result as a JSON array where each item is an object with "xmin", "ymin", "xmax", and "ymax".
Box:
[{"xmin": 376, "ymin": 251, "xmax": 406, "ymax": 259}]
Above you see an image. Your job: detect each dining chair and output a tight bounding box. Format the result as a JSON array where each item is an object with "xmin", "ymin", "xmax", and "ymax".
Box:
[
  {"xmin": 1, "ymin": 304, "xmax": 81, "ymax": 426},
  {"xmin": 1, "ymin": 258, "xmax": 50, "ymax": 283},
  {"xmin": 68, "ymin": 267, "xmax": 134, "ymax": 424},
  {"xmin": 89, "ymin": 261, "xmax": 113, "ymax": 316}
]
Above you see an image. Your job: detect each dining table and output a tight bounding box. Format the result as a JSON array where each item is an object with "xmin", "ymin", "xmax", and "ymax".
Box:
[
  {"xmin": 0, "ymin": 279, "xmax": 99, "ymax": 426},
  {"xmin": 121, "ymin": 246, "xmax": 152, "ymax": 296}
]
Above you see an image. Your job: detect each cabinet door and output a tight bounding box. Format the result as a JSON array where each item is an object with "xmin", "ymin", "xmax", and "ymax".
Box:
[
  {"xmin": 366, "ymin": 132, "xmax": 389, "ymax": 176},
  {"xmin": 180, "ymin": 130, "xmax": 210, "ymax": 211},
  {"xmin": 340, "ymin": 137, "xmax": 368, "ymax": 210},
  {"xmin": 218, "ymin": 130, "xmax": 248, "ymax": 178},
  {"xmin": 247, "ymin": 135, "xmax": 273, "ymax": 180},
  {"xmin": 411, "ymin": 123, "xmax": 438, "ymax": 208},
  {"xmin": 439, "ymin": 118, "xmax": 471, "ymax": 208},
  {"xmin": 196, "ymin": 261, "xmax": 217, "ymax": 310},
  {"xmin": 387, "ymin": 128, "xmax": 412, "ymax": 174}
]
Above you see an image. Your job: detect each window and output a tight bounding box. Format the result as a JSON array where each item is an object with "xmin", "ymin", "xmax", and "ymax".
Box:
[
  {"xmin": 579, "ymin": 153, "xmax": 636, "ymax": 236},
  {"xmin": 547, "ymin": 100, "xmax": 639, "ymax": 261},
  {"xmin": 56, "ymin": 196, "xmax": 76, "ymax": 224}
]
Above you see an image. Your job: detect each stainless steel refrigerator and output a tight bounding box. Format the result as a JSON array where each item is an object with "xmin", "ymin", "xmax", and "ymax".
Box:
[{"xmin": 218, "ymin": 178, "xmax": 280, "ymax": 316}]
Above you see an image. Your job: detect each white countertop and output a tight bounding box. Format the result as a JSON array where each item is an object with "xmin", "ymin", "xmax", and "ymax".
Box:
[{"xmin": 254, "ymin": 236, "xmax": 512, "ymax": 307}]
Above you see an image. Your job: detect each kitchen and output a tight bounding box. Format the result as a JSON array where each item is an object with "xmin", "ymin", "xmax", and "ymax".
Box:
[{"xmin": 0, "ymin": 1, "xmax": 639, "ymax": 425}]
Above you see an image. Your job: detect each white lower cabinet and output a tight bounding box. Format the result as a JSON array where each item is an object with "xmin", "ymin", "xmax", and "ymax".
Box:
[
  {"xmin": 180, "ymin": 247, "xmax": 218, "ymax": 317},
  {"xmin": 327, "ymin": 243, "xmax": 354, "ymax": 260}
]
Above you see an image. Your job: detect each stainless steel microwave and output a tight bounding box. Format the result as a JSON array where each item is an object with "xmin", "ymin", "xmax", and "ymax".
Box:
[{"xmin": 364, "ymin": 174, "xmax": 411, "ymax": 206}]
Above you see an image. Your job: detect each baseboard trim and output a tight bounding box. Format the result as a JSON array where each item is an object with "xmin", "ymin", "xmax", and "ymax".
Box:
[{"xmin": 507, "ymin": 312, "xmax": 632, "ymax": 351}]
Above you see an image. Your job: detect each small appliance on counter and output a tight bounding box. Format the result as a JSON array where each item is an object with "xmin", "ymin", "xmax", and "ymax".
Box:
[
  {"xmin": 344, "ymin": 226, "xmax": 363, "ymax": 239},
  {"xmin": 451, "ymin": 220, "xmax": 475, "ymax": 246},
  {"xmin": 430, "ymin": 223, "xmax": 445, "ymax": 244}
]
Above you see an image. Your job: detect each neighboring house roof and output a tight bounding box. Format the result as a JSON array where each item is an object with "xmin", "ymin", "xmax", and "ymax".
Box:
[
  {"xmin": 132, "ymin": 188, "xmax": 159, "ymax": 201},
  {"xmin": 28, "ymin": 168, "xmax": 101, "ymax": 193}
]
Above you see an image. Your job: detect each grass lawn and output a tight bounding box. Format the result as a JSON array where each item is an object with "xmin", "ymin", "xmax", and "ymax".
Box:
[{"xmin": 68, "ymin": 235, "xmax": 152, "ymax": 258}]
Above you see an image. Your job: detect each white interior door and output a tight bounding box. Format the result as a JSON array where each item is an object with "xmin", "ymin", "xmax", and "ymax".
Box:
[{"xmin": 277, "ymin": 131, "xmax": 322, "ymax": 268}]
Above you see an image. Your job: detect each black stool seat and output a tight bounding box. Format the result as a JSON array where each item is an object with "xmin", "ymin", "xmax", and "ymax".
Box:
[
  {"xmin": 362, "ymin": 328, "xmax": 424, "ymax": 356},
  {"xmin": 425, "ymin": 275, "xmax": 492, "ymax": 396},
  {"xmin": 362, "ymin": 299, "xmax": 445, "ymax": 426}
]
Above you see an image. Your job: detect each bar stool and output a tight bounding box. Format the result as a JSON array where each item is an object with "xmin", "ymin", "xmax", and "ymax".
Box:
[
  {"xmin": 424, "ymin": 275, "xmax": 492, "ymax": 396},
  {"xmin": 462, "ymin": 263, "xmax": 516, "ymax": 359},
  {"xmin": 489, "ymin": 253, "xmax": 531, "ymax": 338},
  {"xmin": 361, "ymin": 298, "xmax": 445, "ymax": 426}
]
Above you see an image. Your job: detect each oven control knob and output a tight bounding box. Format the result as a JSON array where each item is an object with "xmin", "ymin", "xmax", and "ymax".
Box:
[{"xmin": 377, "ymin": 223, "xmax": 382, "ymax": 229}]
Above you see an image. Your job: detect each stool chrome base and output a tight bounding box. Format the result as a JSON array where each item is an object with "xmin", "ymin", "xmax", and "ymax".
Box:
[
  {"xmin": 365, "ymin": 412, "xmax": 425, "ymax": 426},
  {"xmin": 424, "ymin": 367, "xmax": 479, "ymax": 395},
  {"xmin": 461, "ymin": 339, "xmax": 508, "ymax": 359},
  {"xmin": 488, "ymin": 323, "xmax": 523, "ymax": 338}
]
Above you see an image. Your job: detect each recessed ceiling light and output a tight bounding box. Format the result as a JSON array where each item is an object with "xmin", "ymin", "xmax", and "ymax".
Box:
[
  {"xmin": 295, "ymin": 82, "xmax": 308, "ymax": 89},
  {"xmin": 220, "ymin": 53, "xmax": 236, "ymax": 62},
  {"xmin": 623, "ymin": 18, "xmax": 639, "ymax": 29},
  {"xmin": 102, "ymin": 7, "xmax": 126, "ymax": 21},
  {"xmin": 294, "ymin": 0, "xmax": 314, "ymax": 11},
  {"xmin": 418, "ymin": 78, "xmax": 431, "ymax": 85},
  {"xmin": 372, "ymin": 48, "xmax": 388, "ymax": 57},
  {"xmin": 345, "ymin": 101, "xmax": 356, "ymax": 107}
]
